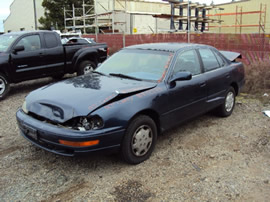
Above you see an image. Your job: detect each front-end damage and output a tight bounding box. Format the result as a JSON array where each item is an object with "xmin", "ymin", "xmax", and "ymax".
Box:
[{"xmin": 22, "ymin": 84, "xmax": 156, "ymax": 132}]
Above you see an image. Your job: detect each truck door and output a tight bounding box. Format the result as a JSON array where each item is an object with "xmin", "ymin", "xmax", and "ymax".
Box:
[
  {"xmin": 43, "ymin": 32, "xmax": 65, "ymax": 74},
  {"xmin": 10, "ymin": 34, "xmax": 46, "ymax": 81}
]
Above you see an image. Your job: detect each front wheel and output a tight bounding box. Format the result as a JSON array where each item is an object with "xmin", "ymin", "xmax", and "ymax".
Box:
[
  {"xmin": 121, "ymin": 115, "xmax": 157, "ymax": 164},
  {"xmin": 0, "ymin": 73, "xmax": 10, "ymax": 100},
  {"xmin": 77, "ymin": 60, "xmax": 96, "ymax": 76},
  {"xmin": 217, "ymin": 87, "xmax": 236, "ymax": 117}
]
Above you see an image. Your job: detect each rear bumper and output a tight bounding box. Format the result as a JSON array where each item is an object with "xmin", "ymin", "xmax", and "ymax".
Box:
[{"xmin": 16, "ymin": 109, "xmax": 125, "ymax": 156}]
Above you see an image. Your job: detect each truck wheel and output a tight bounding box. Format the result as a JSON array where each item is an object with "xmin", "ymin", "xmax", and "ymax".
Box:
[
  {"xmin": 0, "ymin": 73, "xmax": 10, "ymax": 100},
  {"xmin": 77, "ymin": 60, "xmax": 96, "ymax": 76},
  {"xmin": 121, "ymin": 115, "xmax": 157, "ymax": 164}
]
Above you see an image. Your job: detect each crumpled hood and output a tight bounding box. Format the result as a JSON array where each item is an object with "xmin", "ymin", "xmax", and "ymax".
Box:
[{"xmin": 26, "ymin": 73, "xmax": 156, "ymax": 123}]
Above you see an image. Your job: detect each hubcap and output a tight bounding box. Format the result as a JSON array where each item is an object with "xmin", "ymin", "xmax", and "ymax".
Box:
[
  {"xmin": 0, "ymin": 78, "xmax": 6, "ymax": 95},
  {"xmin": 225, "ymin": 91, "xmax": 234, "ymax": 112},
  {"xmin": 83, "ymin": 64, "xmax": 94, "ymax": 74},
  {"xmin": 131, "ymin": 125, "xmax": 153, "ymax": 157}
]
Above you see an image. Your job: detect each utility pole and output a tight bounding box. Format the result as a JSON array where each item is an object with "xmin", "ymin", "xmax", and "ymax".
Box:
[
  {"xmin": 33, "ymin": 0, "xmax": 38, "ymax": 30},
  {"xmin": 187, "ymin": 0, "xmax": 190, "ymax": 43}
]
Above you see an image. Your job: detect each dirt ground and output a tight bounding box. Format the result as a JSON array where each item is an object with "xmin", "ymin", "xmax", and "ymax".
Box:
[{"xmin": 0, "ymin": 78, "xmax": 269, "ymax": 202}]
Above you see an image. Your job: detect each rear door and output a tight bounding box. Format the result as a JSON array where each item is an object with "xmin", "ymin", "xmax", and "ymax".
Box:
[
  {"xmin": 164, "ymin": 49, "xmax": 207, "ymax": 129},
  {"xmin": 10, "ymin": 34, "xmax": 46, "ymax": 81},
  {"xmin": 198, "ymin": 48, "xmax": 230, "ymax": 109},
  {"xmin": 42, "ymin": 32, "xmax": 65, "ymax": 74}
]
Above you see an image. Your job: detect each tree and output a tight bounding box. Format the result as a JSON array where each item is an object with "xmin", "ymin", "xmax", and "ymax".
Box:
[{"xmin": 39, "ymin": 0, "xmax": 93, "ymax": 31}]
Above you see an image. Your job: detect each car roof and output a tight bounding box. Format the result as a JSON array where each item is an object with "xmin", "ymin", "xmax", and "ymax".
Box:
[
  {"xmin": 3, "ymin": 30, "xmax": 55, "ymax": 36},
  {"xmin": 125, "ymin": 43, "xmax": 212, "ymax": 53}
]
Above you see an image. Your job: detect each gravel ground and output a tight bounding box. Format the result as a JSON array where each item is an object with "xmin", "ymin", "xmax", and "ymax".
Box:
[{"xmin": 0, "ymin": 78, "xmax": 270, "ymax": 201}]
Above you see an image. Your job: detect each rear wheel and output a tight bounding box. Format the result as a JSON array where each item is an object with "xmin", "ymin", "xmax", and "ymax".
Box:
[
  {"xmin": 121, "ymin": 115, "xmax": 157, "ymax": 164},
  {"xmin": 217, "ymin": 87, "xmax": 236, "ymax": 117},
  {"xmin": 0, "ymin": 73, "xmax": 10, "ymax": 100},
  {"xmin": 77, "ymin": 60, "xmax": 96, "ymax": 76}
]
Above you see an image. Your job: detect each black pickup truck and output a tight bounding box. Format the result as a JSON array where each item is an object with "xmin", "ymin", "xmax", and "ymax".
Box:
[{"xmin": 0, "ymin": 31, "xmax": 108, "ymax": 99}]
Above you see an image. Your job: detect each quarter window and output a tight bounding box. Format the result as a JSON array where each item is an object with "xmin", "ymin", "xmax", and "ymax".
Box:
[
  {"xmin": 173, "ymin": 50, "xmax": 201, "ymax": 76},
  {"xmin": 44, "ymin": 33, "xmax": 59, "ymax": 48},
  {"xmin": 16, "ymin": 35, "xmax": 41, "ymax": 52},
  {"xmin": 213, "ymin": 50, "xmax": 225, "ymax": 67},
  {"xmin": 199, "ymin": 48, "xmax": 220, "ymax": 72}
]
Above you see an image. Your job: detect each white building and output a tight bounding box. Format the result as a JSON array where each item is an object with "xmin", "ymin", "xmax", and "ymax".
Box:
[
  {"xmin": 96, "ymin": 0, "xmax": 171, "ymax": 34},
  {"xmin": 4, "ymin": 0, "xmax": 44, "ymax": 32},
  {"xmin": 4, "ymin": 0, "xmax": 171, "ymax": 34},
  {"xmin": 64, "ymin": 0, "xmax": 171, "ymax": 34}
]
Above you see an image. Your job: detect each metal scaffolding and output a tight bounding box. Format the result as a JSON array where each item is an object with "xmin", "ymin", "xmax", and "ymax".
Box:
[
  {"xmin": 64, "ymin": 1, "xmax": 95, "ymax": 33},
  {"xmin": 207, "ymin": 3, "xmax": 267, "ymax": 34},
  {"xmin": 63, "ymin": 0, "xmax": 224, "ymax": 36},
  {"xmin": 152, "ymin": 0, "xmax": 222, "ymax": 33},
  {"xmin": 64, "ymin": 0, "xmax": 128, "ymax": 35}
]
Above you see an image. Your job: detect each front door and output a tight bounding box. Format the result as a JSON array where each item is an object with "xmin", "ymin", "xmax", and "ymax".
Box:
[
  {"xmin": 163, "ymin": 49, "xmax": 207, "ymax": 129},
  {"xmin": 10, "ymin": 34, "xmax": 46, "ymax": 82}
]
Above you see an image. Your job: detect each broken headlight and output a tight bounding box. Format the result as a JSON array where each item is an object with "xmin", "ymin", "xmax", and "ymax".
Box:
[
  {"xmin": 67, "ymin": 116, "xmax": 104, "ymax": 131},
  {"xmin": 22, "ymin": 100, "xmax": 29, "ymax": 114}
]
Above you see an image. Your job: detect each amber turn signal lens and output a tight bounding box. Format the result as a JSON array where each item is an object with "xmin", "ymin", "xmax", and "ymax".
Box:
[{"xmin": 59, "ymin": 140, "xmax": 99, "ymax": 147}]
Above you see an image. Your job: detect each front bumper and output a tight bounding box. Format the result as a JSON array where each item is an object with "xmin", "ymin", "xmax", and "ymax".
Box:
[{"xmin": 16, "ymin": 109, "xmax": 125, "ymax": 156}]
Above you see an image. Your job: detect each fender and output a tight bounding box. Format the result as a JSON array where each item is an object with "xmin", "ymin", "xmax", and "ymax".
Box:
[
  {"xmin": 0, "ymin": 53, "xmax": 12, "ymax": 82},
  {"xmin": 72, "ymin": 48, "xmax": 98, "ymax": 71}
]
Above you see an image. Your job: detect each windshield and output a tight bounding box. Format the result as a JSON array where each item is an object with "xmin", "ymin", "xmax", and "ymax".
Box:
[
  {"xmin": 97, "ymin": 49, "xmax": 172, "ymax": 81},
  {"xmin": 0, "ymin": 34, "xmax": 19, "ymax": 52}
]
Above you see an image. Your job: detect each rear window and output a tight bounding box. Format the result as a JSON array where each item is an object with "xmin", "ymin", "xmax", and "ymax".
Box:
[
  {"xmin": 44, "ymin": 33, "xmax": 59, "ymax": 48},
  {"xmin": 199, "ymin": 48, "xmax": 220, "ymax": 72},
  {"xmin": 213, "ymin": 50, "xmax": 225, "ymax": 67}
]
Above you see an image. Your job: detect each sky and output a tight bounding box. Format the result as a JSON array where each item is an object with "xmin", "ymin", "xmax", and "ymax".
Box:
[
  {"xmin": 0, "ymin": 0, "xmax": 233, "ymax": 32},
  {"xmin": 0, "ymin": 0, "xmax": 13, "ymax": 32}
]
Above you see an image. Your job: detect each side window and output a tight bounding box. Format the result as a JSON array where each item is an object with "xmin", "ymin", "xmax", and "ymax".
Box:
[
  {"xmin": 173, "ymin": 50, "xmax": 201, "ymax": 76},
  {"xmin": 44, "ymin": 33, "xmax": 59, "ymax": 48},
  {"xmin": 213, "ymin": 50, "xmax": 225, "ymax": 67},
  {"xmin": 199, "ymin": 48, "xmax": 220, "ymax": 72},
  {"xmin": 16, "ymin": 35, "xmax": 41, "ymax": 52},
  {"xmin": 78, "ymin": 39, "xmax": 87, "ymax": 44}
]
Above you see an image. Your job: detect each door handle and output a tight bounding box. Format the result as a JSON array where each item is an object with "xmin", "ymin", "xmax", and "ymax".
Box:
[
  {"xmin": 199, "ymin": 82, "xmax": 206, "ymax": 88},
  {"xmin": 39, "ymin": 52, "xmax": 44, "ymax": 57}
]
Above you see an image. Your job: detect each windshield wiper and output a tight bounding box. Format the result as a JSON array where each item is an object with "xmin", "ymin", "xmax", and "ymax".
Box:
[
  {"xmin": 92, "ymin": 70, "xmax": 106, "ymax": 76},
  {"xmin": 109, "ymin": 73, "xmax": 142, "ymax": 81}
]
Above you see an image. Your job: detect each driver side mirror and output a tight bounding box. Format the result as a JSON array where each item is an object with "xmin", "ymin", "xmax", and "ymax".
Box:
[
  {"xmin": 169, "ymin": 72, "xmax": 192, "ymax": 87},
  {"xmin": 169, "ymin": 71, "xmax": 192, "ymax": 83},
  {"xmin": 13, "ymin": 45, "xmax": 25, "ymax": 54}
]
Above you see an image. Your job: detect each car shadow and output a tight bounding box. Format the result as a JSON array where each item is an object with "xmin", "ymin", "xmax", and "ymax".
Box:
[{"xmin": 158, "ymin": 111, "xmax": 218, "ymax": 139}]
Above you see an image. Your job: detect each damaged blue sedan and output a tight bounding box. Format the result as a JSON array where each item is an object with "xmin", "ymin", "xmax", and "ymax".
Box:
[{"xmin": 16, "ymin": 43, "xmax": 245, "ymax": 164}]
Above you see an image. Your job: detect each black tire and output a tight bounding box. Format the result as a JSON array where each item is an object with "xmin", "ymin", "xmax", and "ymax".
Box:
[
  {"xmin": 217, "ymin": 87, "xmax": 236, "ymax": 117},
  {"xmin": 0, "ymin": 73, "xmax": 10, "ymax": 100},
  {"xmin": 77, "ymin": 60, "xmax": 96, "ymax": 76},
  {"xmin": 121, "ymin": 115, "xmax": 157, "ymax": 164}
]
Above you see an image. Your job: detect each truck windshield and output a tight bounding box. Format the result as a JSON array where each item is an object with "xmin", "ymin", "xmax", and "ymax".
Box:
[
  {"xmin": 97, "ymin": 49, "xmax": 172, "ymax": 82},
  {"xmin": 0, "ymin": 34, "xmax": 19, "ymax": 52}
]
